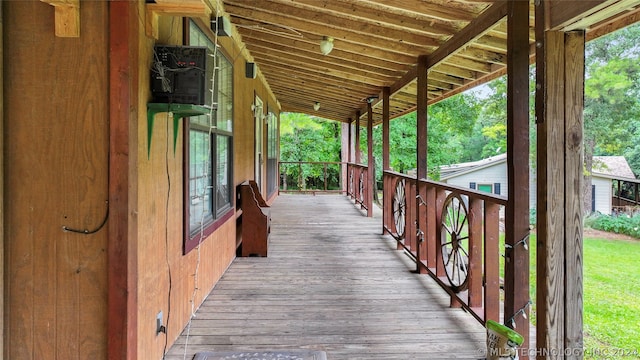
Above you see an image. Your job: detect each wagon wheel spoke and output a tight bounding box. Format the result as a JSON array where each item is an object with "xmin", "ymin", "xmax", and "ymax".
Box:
[
  {"xmin": 392, "ymin": 179, "xmax": 406, "ymax": 238},
  {"xmin": 440, "ymin": 192, "xmax": 470, "ymax": 293}
]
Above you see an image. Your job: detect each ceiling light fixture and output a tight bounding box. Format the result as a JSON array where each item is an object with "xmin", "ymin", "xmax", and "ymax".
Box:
[
  {"xmin": 366, "ymin": 95, "xmax": 379, "ymax": 104},
  {"xmin": 319, "ymin": 36, "xmax": 334, "ymax": 55},
  {"xmin": 313, "ymin": 102, "xmax": 320, "ymax": 111}
]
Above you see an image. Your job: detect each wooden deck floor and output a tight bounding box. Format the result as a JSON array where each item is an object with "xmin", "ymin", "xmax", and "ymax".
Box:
[{"xmin": 166, "ymin": 194, "xmax": 486, "ymax": 360}]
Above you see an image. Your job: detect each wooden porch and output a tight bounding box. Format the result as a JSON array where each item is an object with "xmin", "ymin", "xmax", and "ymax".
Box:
[{"xmin": 166, "ymin": 194, "xmax": 486, "ymax": 359}]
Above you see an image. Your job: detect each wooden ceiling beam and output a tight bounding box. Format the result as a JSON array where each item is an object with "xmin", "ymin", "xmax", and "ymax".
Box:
[
  {"xmin": 431, "ymin": 63, "xmax": 477, "ymax": 80},
  {"xmin": 232, "ymin": 20, "xmax": 417, "ymax": 66},
  {"xmin": 457, "ymin": 47, "xmax": 507, "ymax": 65},
  {"xmin": 228, "ymin": 0, "xmax": 441, "ymax": 47},
  {"xmin": 224, "ymin": 1, "xmax": 441, "ymax": 49},
  {"xmin": 358, "ymin": 1, "xmax": 507, "ymax": 120},
  {"xmin": 443, "ymin": 56, "xmax": 493, "ymax": 73},
  {"xmin": 258, "ymin": 63, "xmax": 378, "ymax": 94},
  {"xmin": 267, "ymin": 79, "xmax": 372, "ymax": 102},
  {"xmin": 255, "ymin": 56, "xmax": 393, "ymax": 88},
  {"xmin": 272, "ymin": 88, "xmax": 360, "ymax": 111},
  {"xmin": 269, "ymin": 87, "xmax": 372, "ymax": 108},
  {"xmin": 358, "ymin": 0, "xmax": 482, "ymax": 23},
  {"xmin": 281, "ymin": 0, "xmax": 459, "ymax": 37},
  {"xmin": 549, "ymin": 0, "xmax": 640, "ymax": 31},
  {"xmin": 427, "ymin": 1, "xmax": 507, "ymax": 68},
  {"xmin": 273, "ymin": 84, "xmax": 367, "ymax": 105},
  {"xmin": 587, "ymin": 5, "xmax": 640, "ymax": 40},
  {"xmin": 282, "ymin": 104, "xmax": 352, "ymax": 122},
  {"xmin": 244, "ymin": 41, "xmax": 401, "ymax": 79},
  {"xmin": 238, "ymin": 30, "xmax": 416, "ymax": 69},
  {"xmin": 427, "ymin": 72, "xmax": 466, "ymax": 87}
]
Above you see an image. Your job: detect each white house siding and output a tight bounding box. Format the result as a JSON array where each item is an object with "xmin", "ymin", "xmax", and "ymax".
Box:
[
  {"xmin": 443, "ymin": 162, "xmax": 508, "ymax": 197},
  {"xmin": 442, "ymin": 160, "xmax": 619, "ymax": 215},
  {"xmin": 592, "ymin": 176, "xmax": 612, "ymax": 214}
]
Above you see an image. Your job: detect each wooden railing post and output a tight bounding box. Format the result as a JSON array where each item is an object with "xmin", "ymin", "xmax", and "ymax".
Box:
[
  {"xmin": 435, "ymin": 189, "xmax": 447, "ymax": 277},
  {"xmin": 484, "ymin": 202, "xmax": 500, "ymax": 322},
  {"xmin": 425, "ymin": 186, "xmax": 436, "ymax": 270},
  {"xmin": 417, "ymin": 181, "xmax": 428, "ymax": 273},
  {"xmin": 366, "ymin": 102, "xmax": 374, "ymax": 217},
  {"xmin": 407, "ymin": 180, "xmax": 416, "ymax": 255},
  {"xmin": 467, "ymin": 198, "xmax": 483, "ymax": 310}
]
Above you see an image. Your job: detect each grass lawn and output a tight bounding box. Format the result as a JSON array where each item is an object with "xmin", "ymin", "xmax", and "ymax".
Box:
[
  {"xmin": 510, "ymin": 233, "xmax": 640, "ymax": 357},
  {"xmin": 582, "ymin": 236, "xmax": 640, "ymax": 357}
]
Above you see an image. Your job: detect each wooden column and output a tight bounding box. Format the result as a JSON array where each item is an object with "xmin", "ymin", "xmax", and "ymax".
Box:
[
  {"xmin": 355, "ymin": 111, "xmax": 361, "ymax": 164},
  {"xmin": 416, "ymin": 55, "xmax": 428, "ymax": 273},
  {"xmin": 366, "ymin": 103, "xmax": 374, "ymax": 217},
  {"xmin": 347, "ymin": 118, "xmax": 352, "ymax": 163},
  {"xmin": 536, "ymin": 1, "xmax": 586, "ymax": 356},
  {"xmin": 0, "ymin": 2, "xmax": 4, "ymax": 356},
  {"xmin": 382, "ymin": 87, "xmax": 390, "ymax": 171},
  {"xmin": 382, "ymin": 88, "xmax": 390, "ymax": 233},
  {"xmin": 505, "ymin": 0, "xmax": 530, "ymax": 352},
  {"xmin": 109, "ymin": 2, "xmax": 138, "ymax": 359},
  {"xmin": 416, "ymin": 55, "xmax": 428, "ymax": 181},
  {"xmin": 342, "ymin": 119, "xmax": 352, "ymax": 194}
]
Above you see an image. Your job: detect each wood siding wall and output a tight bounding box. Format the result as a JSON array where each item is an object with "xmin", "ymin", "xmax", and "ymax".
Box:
[
  {"xmin": 4, "ymin": 2, "xmax": 280, "ymax": 359},
  {"xmin": 4, "ymin": 2, "xmax": 109, "ymax": 359},
  {"xmin": 137, "ymin": 13, "xmax": 279, "ymax": 360}
]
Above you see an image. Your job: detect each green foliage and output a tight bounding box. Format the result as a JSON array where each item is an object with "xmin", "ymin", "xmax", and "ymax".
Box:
[
  {"xmin": 279, "ymin": 113, "xmax": 342, "ymax": 190},
  {"xmin": 359, "ymin": 93, "xmax": 480, "ymax": 182},
  {"xmin": 585, "ymin": 213, "xmax": 640, "ymax": 239},
  {"xmin": 584, "ymin": 23, "xmax": 640, "ymax": 172}
]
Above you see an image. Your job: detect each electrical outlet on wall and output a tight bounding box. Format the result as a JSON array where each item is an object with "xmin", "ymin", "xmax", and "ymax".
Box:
[{"xmin": 156, "ymin": 311, "xmax": 166, "ymax": 335}]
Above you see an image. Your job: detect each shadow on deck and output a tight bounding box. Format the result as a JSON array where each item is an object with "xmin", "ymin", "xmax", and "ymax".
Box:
[{"xmin": 166, "ymin": 194, "xmax": 486, "ymax": 359}]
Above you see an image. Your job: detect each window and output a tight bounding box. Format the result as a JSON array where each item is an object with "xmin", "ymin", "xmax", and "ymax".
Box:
[
  {"xmin": 266, "ymin": 109, "xmax": 278, "ymax": 197},
  {"xmin": 184, "ymin": 21, "xmax": 234, "ymax": 253}
]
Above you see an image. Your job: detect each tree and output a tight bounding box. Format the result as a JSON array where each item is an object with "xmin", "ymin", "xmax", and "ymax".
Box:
[
  {"xmin": 279, "ymin": 113, "xmax": 342, "ymax": 190},
  {"xmin": 583, "ymin": 24, "xmax": 640, "ymax": 211}
]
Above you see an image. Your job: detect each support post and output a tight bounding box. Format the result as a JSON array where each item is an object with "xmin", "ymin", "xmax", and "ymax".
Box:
[
  {"xmin": 416, "ymin": 55, "xmax": 428, "ymax": 273},
  {"xmin": 367, "ymin": 103, "xmax": 374, "ymax": 217},
  {"xmin": 342, "ymin": 119, "xmax": 352, "ymax": 194},
  {"xmin": 382, "ymin": 87, "xmax": 390, "ymax": 171},
  {"xmin": 355, "ymin": 112, "xmax": 361, "ymax": 164},
  {"xmin": 347, "ymin": 118, "xmax": 352, "ymax": 163},
  {"xmin": 382, "ymin": 88, "xmax": 390, "ymax": 233},
  {"xmin": 109, "ymin": 1, "xmax": 138, "ymax": 360},
  {"xmin": 505, "ymin": 0, "xmax": 530, "ymax": 353},
  {"xmin": 536, "ymin": 2, "xmax": 585, "ymax": 358},
  {"xmin": 0, "ymin": 2, "xmax": 4, "ymax": 356}
]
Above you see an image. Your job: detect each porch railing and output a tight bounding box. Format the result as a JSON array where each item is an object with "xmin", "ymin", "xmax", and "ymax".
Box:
[
  {"xmin": 383, "ymin": 170, "xmax": 508, "ymax": 324},
  {"xmin": 346, "ymin": 163, "xmax": 370, "ymax": 212},
  {"xmin": 612, "ymin": 178, "xmax": 640, "ymax": 213},
  {"xmin": 278, "ymin": 161, "xmax": 345, "ymax": 194}
]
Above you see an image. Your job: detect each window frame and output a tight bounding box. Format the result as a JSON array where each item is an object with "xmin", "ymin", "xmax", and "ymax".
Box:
[
  {"xmin": 266, "ymin": 106, "xmax": 278, "ymax": 198},
  {"xmin": 182, "ymin": 20, "xmax": 234, "ymax": 254}
]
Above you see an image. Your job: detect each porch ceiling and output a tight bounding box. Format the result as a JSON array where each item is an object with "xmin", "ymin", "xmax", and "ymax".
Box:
[{"xmin": 215, "ymin": 0, "xmax": 640, "ymax": 123}]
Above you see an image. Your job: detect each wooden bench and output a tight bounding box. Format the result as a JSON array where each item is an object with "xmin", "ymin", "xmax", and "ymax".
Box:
[{"xmin": 238, "ymin": 180, "xmax": 271, "ymax": 256}]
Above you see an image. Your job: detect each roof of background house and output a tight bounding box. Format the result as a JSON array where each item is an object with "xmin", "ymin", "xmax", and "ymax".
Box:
[
  {"xmin": 592, "ymin": 156, "xmax": 636, "ymax": 179},
  {"xmin": 438, "ymin": 154, "xmax": 636, "ymax": 182},
  {"xmin": 439, "ymin": 153, "xmax": 507, "ymax": 180}
]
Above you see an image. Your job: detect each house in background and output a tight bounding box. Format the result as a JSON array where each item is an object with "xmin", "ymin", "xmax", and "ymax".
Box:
[
  {"xmin": 440, "ymin": 154, "xmax": 636, "ymax": 214},
  {"xmin": 440, "ymin": 153, "xmax": 508, "ymax": 196}
]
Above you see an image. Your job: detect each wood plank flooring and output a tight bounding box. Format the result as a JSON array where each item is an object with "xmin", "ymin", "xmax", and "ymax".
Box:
[{"xmin": 166, "ymin": 195, "xmax": 486, "ymax": 360}]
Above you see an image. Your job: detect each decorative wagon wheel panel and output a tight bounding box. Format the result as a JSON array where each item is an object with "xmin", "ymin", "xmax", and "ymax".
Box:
[
  {"xmin": 358, "ymin": 172, "xmax": 365, "ymax": 203},
  {"xmin": 391, "ymin": 179, "xmax": 406, "ymax": 239},
  {"xmin": 440, "ymin": 192, "xmax": 470, "ymax": 293}
]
